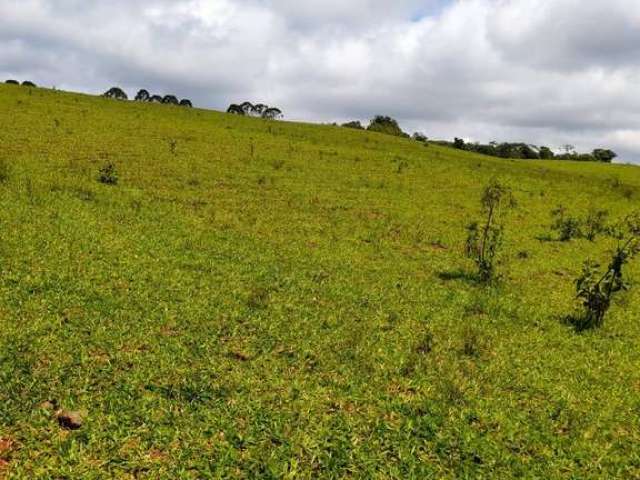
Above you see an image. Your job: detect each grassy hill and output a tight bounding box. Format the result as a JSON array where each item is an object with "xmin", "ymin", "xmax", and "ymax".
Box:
[{"xmin": 1, "ymin": 84, "xmax": 639, "ymax": 478}]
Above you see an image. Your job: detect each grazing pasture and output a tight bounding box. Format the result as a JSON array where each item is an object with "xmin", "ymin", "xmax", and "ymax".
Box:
[{"xmin": 0, "ymin": 84, "xmax": 639, "ymax": 478}]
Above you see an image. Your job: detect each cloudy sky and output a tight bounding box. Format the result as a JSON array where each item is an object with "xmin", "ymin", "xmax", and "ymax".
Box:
[{"xmin": 2, "ymin": 0, "xmax": 639, "ymax": 163}]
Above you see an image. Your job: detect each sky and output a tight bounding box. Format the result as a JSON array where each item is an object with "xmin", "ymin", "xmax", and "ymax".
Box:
[{"xmin": 1, "ymin": 0, "xmax": 639, "ymax": 163}]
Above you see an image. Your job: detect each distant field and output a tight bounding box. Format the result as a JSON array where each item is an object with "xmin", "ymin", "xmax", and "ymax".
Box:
[{"xmin": 1, "ymin": 84, "xmax": 639, "ymax": 478}]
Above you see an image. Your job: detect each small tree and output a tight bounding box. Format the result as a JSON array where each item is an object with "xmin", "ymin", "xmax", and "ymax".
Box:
[
  {"xmin": 22, "ymin": 81, "xmax": 36, "ymax": 88},
  {"xmin": 262, "ymin": 107, "xmax": 283, "ymax": 120},
  {"xmin": 592, "ymin": 149, "xmax": 617, "ymax": 163},
  {"xmin": 227, "ymin": 104, "xmax": 244, "ymax": 114},
  {"xmin": 521, "ymin": 144, "xmax": 540, "ymax": 159},
  {"xmin": 571, "ymin": 220, "xmax": 640, "ymax": 331},
  {"xmin": 453, "ymin": 137, "xmax": 466, "ymax": 150},
  {"xmin": 240, "ymin": 101, "xmax": 254, "ymax": 115},
  {"xmin": 149, "ymin": 95, "xmax": 163, "ymax": 103},
  {"xmin": 135, "ymin": 89, "xmax": 150, "ymax": 101},
  {"xmin": 412, "ymin": 132, "xmax": 428, "ymax": 142},
  {"xmin": 583, "ymin": 209, "xmax": 609, "ymax": 241},
  {"xmin": 179, "ymin": 99, "xmax": 193, "ymax": 107},
  {"xmin": 342, "ymin": 121, "xmax": 364, "ymax": 130},
  {"xmin": 162, "ymin": 95, "xmax": 179, "ymax": 105},
  {"xmin": 253, "ymin": 104, "xmax": 268, "ymax": 116},
  {"xmin": 103, "ymin": 87, "xmax": 128, "ymax": 100},
  {"xmin": 367, "ymin": 116, "xmax": 405, "ymax": 137},
  {"xmin": 465, "ymin": 180, "xmax": 514, "ymax": 283},
  {"xmin": 5, "ymin": 80, "xmax": 19, "ymax": 85},
  {"xmin": 539, "ymin": 146, "xmax": 555, "ymax": 159}
]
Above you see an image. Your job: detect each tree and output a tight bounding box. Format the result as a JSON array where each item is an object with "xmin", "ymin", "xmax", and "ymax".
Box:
[
  {"xmin": 539, "ymin": 146, "xmax": 554, "ymax": 159},
  {"xmin": 227, "ymin": 104, "xmax": 244, "ymax": 114},
  {"xmin": 367, "ymin": 116, "xmax": 406, "ymax": 137},
  {"xmin": 562, "ymin": 144, "xmax": 575, "ymax": 154},
  {"xmin": 412, "ymin": 132, "xmax": 428, "ymax": 142},
  {"xmin": 179, "ymin": 99, "xmax": 193, "ymax": 107},
  {"xmin": 22, "ymin": 81, "xmax": 36, "ymax": 88},
  {"xmin": 476, "ymin": 144, "xmax": 497, "ymax": 156},
  {"xmin": 342, "ymin": 121, "xmax": 364, "ymax": 130},
  {"xmin": 135, "ymin": 89, "xmax": 150, "ymax": 102},
  {"xmin": 262, "ymin": 107, "xmax": 283, "ymax": 120},
  {"xmin": 149, "ymin": 95, "xmax": 163, "ymax": 103},
  {"xmin": 253, "ymin": 104, "xmax": 268, "ymax": 116},
  {"xmin": 103, "ymin": 87, "xmax": 128, "ymax": 100},
  {"xmin": 240, "ymin": 101, "xmax": 254, "ymax": 115},
  {"xmin": 521, "ymin": 144, "xmax": 540, "ymax": 159},
  {"xmin": 162, "ymin": 95, "xmax": 179, "ymax": 105},
  {"xmin": 5, "ymin": 80, "xmax": 19, "ymax": 85},
  {"xmin": 465, "ymin": 180, "xmax": 514, "ymax": 283},
  {"xmin": 453, "ymin": 137, "xmax": 466, "ymax": 150},
  {"xmin": 592, "ymin": 149, "xmax": 617, "ymax": 163}
]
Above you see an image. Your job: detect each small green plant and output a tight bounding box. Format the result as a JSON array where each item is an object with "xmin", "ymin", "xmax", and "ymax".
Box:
[
  {"xmin": 583, "ymin": 209, "xmax": 609, "ymax": 241},
  {"xmin": 570, "ymin": 216, "xmax": 640, "ymax": 331},
  {"xmin": 0, "ymin": 158, "xmax": 9, "ymax": 183},
  {"xmin": 247, "ymin": 286, "xmax": 269, "ymax": 310},
  {"xmin": 461, "ymin": 325, "xmax": 485, "ymax": 357},
  {"xmin": 168, "ymin": 138, "xmax": 178, "ymax": 155},
  {"xmin": 98, "ymin": 162, "xmax": 118, "ymax": 185},
  {"xmin": 550, "ymin": 206, "xmax": 610, "ymax": 242},
  {"xmin": 466, "ymin": 180, "xmax": 514, "ymax": 283},
  {"xmin": 551, "ymin": 206, "xmax": 581, "ymax": 241}
]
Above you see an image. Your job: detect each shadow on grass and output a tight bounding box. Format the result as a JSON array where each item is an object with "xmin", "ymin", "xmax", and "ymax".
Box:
[
  {"xmin": 437, "ymin": 269, "xmax": 480, "ymax": 283},
  {"xmin": 535, "ymin": 234, "xmax": 564, "ymax": 243},
  {"xmin": 561, "ymin": 313, "xmax": 597, "ymax": 333}
]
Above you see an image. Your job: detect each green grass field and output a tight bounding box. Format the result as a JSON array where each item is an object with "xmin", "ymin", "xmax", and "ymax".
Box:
[{"xmin": 1, "ymin": 84, "xmax": 640, "ymax": 478}]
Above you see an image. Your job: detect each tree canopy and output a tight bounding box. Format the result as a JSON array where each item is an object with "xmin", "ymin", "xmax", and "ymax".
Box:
[
  {"xmin": 451, "ymin": 138, "xmax": 617, "ymax": 163},
  {"xmin": 103, "ymin": 87, "xmax": 128, "ymax": 100},
  {"xmin": 342, "ymin": 121, "xmax": 364, "ymax": 130},
  {"xmin": 367, "ymin": 116, "xmax": 408, "ymax": 137},
  {"xmin": 226, "ymin": 102, "xmax": 283, "ymax": 120},
  {"xmin": 135, "ymin": 89, "xmax": 150, "ymax": 102},
  {"xmin": 162, "ymin": 95, "xmax": 179, "ymax": 105}
]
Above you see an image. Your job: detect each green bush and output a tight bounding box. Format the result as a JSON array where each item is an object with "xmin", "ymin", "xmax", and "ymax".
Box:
[
  {"xmin": 367, "ymin": 116, "xmax": 407, "ymax": 137},
  {"xmin": 570, "ymin": 215, "xmax": 640, "ymax": 331},
  {"xmin": 98, "ymin": 162, "xmax": 118, "ymax": 185},
  {"xmin": 550, "ymin": 206, "xmax": 610, "ymax": 242}
]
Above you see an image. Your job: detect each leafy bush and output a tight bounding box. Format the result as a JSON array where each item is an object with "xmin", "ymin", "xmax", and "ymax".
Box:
[
  {"xmin": 134, "ymin": 89, "xmax": 150, "ymax": 102},
  {"xmin": 550, "ymin": 206, "xmax": 610, "ymax": 241},
  {"xmin": 412, "ymin": 132, "xmax": 428, "ymax": 142},
  {"xmin": 583, "ymin": 209, "xmax": 610, "ymax": 241},
  {"xmin": 162, "ymin": 95, "xmax": 179, "ymax": 105},
  {"xmin": 342, "ymin": 121, "xmax": 364, "ymax": 130},
  {"xmin": 103, "ymin": 87, "xmax": 128, "ymax": 100},
  {"xmin": 551, "ymin": 206, "xmax": 582, "ymax": 241},
  {"xmin": 465, "ymin": 180, "xmax": 514, "ymax": 283},
  {"xmin": 570, "ymin": 215, "xmax": 640, "ymax": 331},
  {"xmin": 227, "ymin": 102, "xmax": 283, "ymax": 119},
  {"xmin": 98, "ymin": 163, "xmax": 118, "ymax": 185},
  {"xmin": 367, "ymin": 116, "xmax": 407, "ymax": 137}
]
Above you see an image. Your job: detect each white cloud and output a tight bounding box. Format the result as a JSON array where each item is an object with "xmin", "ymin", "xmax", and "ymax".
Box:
[{"xmin": 0, "ymin": 0, "xmax": 639, "ymax": 162}]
